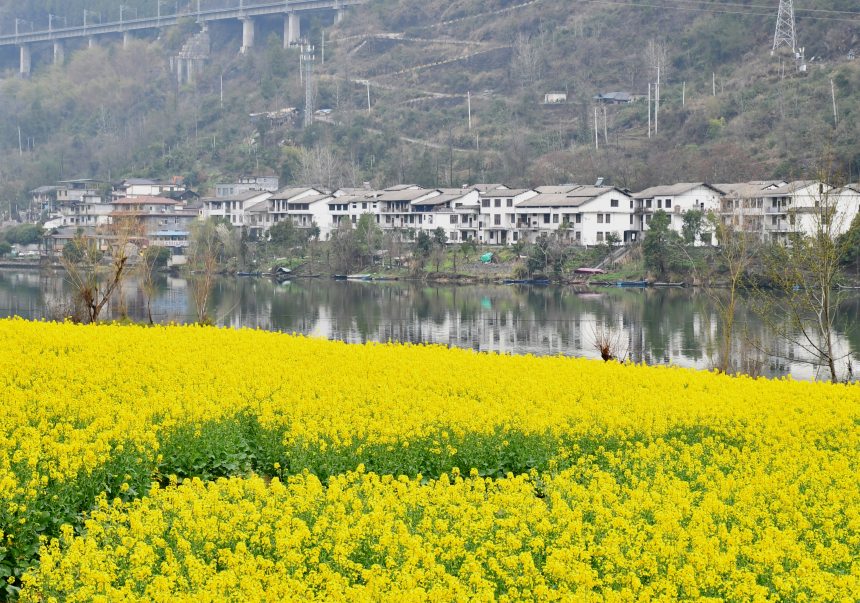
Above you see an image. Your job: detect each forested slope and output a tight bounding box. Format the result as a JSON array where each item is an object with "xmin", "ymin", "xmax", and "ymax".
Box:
[{"xmin": 0, "ymin": 0, "xmax": 859, "ymax": 212}]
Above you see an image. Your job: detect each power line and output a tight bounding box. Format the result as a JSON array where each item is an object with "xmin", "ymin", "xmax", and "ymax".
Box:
[{"xmin": 573, "ymin": 0, "xmax": 860, "ymax": 23}]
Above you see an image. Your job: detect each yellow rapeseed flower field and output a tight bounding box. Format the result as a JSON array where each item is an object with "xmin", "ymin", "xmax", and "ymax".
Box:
[{"xmin": 0, "ymin": 319, "xmax": 857, "ymax": 600}]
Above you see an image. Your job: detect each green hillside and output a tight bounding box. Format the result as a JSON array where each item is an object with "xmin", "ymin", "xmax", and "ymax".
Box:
[{"xmin": 1, "ymin": 0, "xmax": 859, "ymax": 215}]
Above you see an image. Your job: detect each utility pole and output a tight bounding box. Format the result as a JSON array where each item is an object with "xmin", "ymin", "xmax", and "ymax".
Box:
[
  {"xmin": 655, "ymin": 63, "xmax": 660, "ymax": 134},
  {"xmin": 321, "ymin": 30, "xmax": 325, "ymax": 65},
  {"xmin": 647, "ymin": 83, "xmax": 651, "ymax": 139},
  {"xmin": 366, "ymin": 80, "xmax": 371, "ymax": 112},
  {"xmin": 593, "ymin": 106, "xmax": 599, "ymax": 150},
  {"xmin": 467, "ymin": 91, "xmax": 472, "ymax": 131},
  {"xmin": 303, "ymin": 45, "xmax": 315, "ymax": 128},
  {"xmin": 831, "ymin": 79, "xmax": 838, "ymax": 127},
  {"xmin": 712, "ymin": 72, "xmax": 716, "ymax": 97},
  {"xmin": 603, "ymin": 105, "xmax": 608, "ymax": 145},
  {"xmin": 772, "ymin": 0, "xmax": 797, "ymax": 55},
  {"xmin": 682, "ymin": 81, "xmax": 686, "ymax": 107}
]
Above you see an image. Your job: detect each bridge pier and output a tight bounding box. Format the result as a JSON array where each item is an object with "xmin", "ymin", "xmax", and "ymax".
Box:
[
  {"xmin": 19, "ymin": 45, "xmax": 31, "ymax": 78},
  {"xmin": 88, "ymin": 36, "xmax": 98, "ymax": 49},
  {"xmin": 336, "ymin": 9, "xmax": 345, "ymax": 24},
  {"xmin": 123, "ymin": 31, "xmax": 132, "ymax": 49},
  {"xmin": 241, "ymin": 17, "xmax": 255, "ymax": 53},
  {"xmin": 284, "ymin": 13, "xmax": 300, "ymax": 47},
  {"xmin": 53, "ymin": 41, "xmax": 65, "ymax": 65}
]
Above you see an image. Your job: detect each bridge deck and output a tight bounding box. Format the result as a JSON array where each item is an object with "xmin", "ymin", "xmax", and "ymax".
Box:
[{"xmin": 0, "ymin": 0, "xmax": 364, "ymax": 47}]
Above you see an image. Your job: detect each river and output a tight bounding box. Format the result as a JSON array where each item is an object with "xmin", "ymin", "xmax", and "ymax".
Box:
[{"xmin": 1, "ymin": 268, "xmax": 858, "ymax": 381}]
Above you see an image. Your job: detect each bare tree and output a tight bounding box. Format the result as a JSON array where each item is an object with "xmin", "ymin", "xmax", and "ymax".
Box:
[
  {"xmin": 61, "ymin": 216, "xmax": 140, "ymax": 323},
  {"xmin": 754, "ymin": 180, "xmax": 852, "ymax": 382},
  {"xmin": 511, "ymin": 33, "xmax": 543, "ymax": 87},
  {"xmin": 187, "ymin": 219, "xmax": 223, "ymax": 325},
  {"xmin": 710, "ymin": 219, "xmax": 757, "ymax": 373}
]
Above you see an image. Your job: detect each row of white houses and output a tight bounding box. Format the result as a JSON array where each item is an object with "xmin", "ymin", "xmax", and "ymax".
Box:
[
  {"xmin": 203, "ymin": 180, "xmax": 860, "ymax": 246},
  {"xmin": 30, "ymin": 177, "xmax": 860, "ymax": 255}
]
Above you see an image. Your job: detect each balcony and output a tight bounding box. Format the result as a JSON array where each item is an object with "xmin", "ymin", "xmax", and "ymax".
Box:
[{"xmin": 765, "ymin": 221, "xmax": 791, "ymax": 231}]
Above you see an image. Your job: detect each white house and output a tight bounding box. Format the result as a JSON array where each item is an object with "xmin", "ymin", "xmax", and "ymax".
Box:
[
  {"xmin": 478, "ymin": 187, "xmax": 536, "ymax": 245},
  {"xmin": 411, "ymin": 188, "xmax": 481, "ymax": 242},
  {"xmin": 115, "ymin": 178, "xmax": 188, "ymax": 199},
  {"xmin": 201, "ymin": 190, "xmax": 272, "ymax": 229},
  {"xmin": 834, "ymin": 184, "xmax": 860, "ymax": 233},
  {"xmin": 716, "ymin": 180, "xmax": 852, "ymax": 242},
  {"xmin": 515, "ymin": 185, "xmax": 636, "ymax": 246},
  {"xmin": 633, "ymin": 182, "xmax": 724, "ymax": 244},
  {"xmin": 214, "ymin": 176, "xmax": 279, "ymax": 198}
]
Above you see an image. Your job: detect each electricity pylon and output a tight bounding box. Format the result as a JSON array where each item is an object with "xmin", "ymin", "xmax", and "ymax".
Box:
[{"xmin": 772, "ymin": 0, "xmax": 797, "ymax": 55}]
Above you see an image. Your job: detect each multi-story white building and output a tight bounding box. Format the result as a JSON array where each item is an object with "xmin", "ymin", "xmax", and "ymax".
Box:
[
  {"xmin": 478, "ymin": 187, "xmax": 535, "ymax": 245},
  {"xmin": 213, "ymin": 176, "xmax": 280, "ymax": 198},
  {"xmin": 114, "ymin": 178, "xmax": 189, "ymax": 199},
  {"xmin": 201, "ymin": 190, "xmax": 273, "ymax": 229},
  {"xmin": 633, "ymin": 183, "xmax": 724, "ymax": 244},
  {"xmin": 410, "ymin": 188, "xmax": 481, "ymax": 242},
  {"xmin": 716, "ymin": 180, "xmax": 853, "ymax": 243},
  {"xmin": 515, "ymin": 185, "xmax": 636, "ymax": 246}
]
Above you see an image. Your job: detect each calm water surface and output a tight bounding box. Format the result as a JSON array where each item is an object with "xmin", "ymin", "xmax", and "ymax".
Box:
[{"xmin": 1, "ymin": 269, "xmax": 858, "ymax": 381}]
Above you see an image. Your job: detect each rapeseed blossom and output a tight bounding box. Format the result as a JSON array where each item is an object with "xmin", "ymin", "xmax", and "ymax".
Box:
[{"xmin": 0, "ymin": 319, "xmax": 855, "ymax": 600}]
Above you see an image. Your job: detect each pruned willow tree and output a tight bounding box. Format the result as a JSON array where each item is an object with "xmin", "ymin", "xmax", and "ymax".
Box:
[
  {"xmin": 754, "ymin": 179, "xmax": 853, "ymax": 382},
  {"xmin": 61, "ymin": 216, "xmax": 141, "ymax": 323}
]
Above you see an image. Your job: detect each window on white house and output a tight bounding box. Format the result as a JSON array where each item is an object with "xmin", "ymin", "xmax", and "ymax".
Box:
[
  {"xmin": 507, "ymin": 199, "xmax": 513, "ymax": 207},
  {"xmin": 611, "ymin": 199, "xmax": 619, "ymax": 207},
  {"xmin": 450, "ymin": 215, "xmax": 458, "ymax": 224},
  {"xmin": 482, "ymin": 199, "xmax": 490, "ymax": 208},
  {"xmin": 575, "ymin": 214, "xmax": 582, "ymax": 224},
  {"xmin": 553, "ymin": 214, "xmax": 559, "ymax": 223},
  {"xmin": 597, "ymin": 232, "xmax": 604, "ymax": 241},
  {"xmin": 495, "ymin": 199, "xmax": 501, "ymax": 208},
  {"xmin": 605, "ymin": 214, "xmax": 611, "ymax": 223},
  {"xmin": 494, "ymin": 215, "xmax": 501, "ymax": 225},
  {"xmin": 598, "ymin": 214, "xmax": 604, "ymax": 223}
]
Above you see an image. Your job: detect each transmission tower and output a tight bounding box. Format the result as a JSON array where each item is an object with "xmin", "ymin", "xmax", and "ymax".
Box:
[
  {"xmin": 772, "ymin": 0, "xmax": 797, "ymax": 55},
  {"xmin": 303, "ymin": 45, "xmax": 315, "ymax": 128}
]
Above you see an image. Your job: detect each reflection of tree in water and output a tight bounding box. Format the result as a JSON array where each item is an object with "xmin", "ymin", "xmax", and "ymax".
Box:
[{"xmin": 835, "ymin": 297, "xmax": 860, "ymax": 366}]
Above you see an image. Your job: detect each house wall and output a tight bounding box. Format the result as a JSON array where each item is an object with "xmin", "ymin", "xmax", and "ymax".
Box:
[
  {"xmin": 479, "ymin": 191, "xmax": 537, "ymax": 244},
  {"xmin": 577, "ymin": 191, "xmax": 635, "ymax": 246},
  {"xmin": 638, "ymin": 186, "xmax": 722, "ymax": 244}
]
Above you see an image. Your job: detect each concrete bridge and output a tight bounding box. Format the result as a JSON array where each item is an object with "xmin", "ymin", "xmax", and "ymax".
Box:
[{"xmin": 1, "ymin": 0, "xmax": 365, "ymax": 76}]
